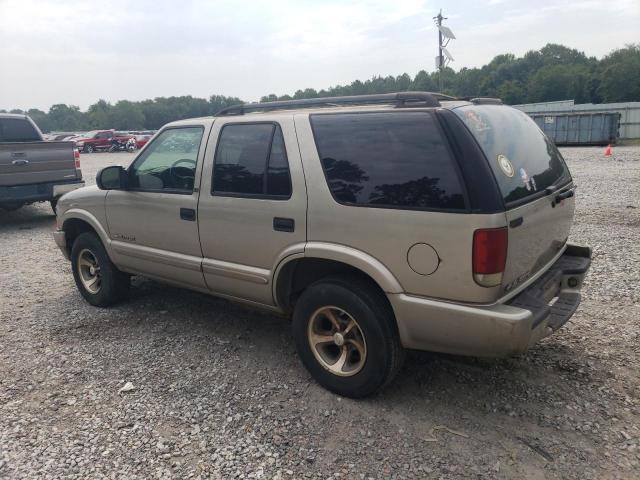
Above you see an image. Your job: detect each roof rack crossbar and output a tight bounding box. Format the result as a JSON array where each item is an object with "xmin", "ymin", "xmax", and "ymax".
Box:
[{"xmin": 215, "ymin": 92, "xmax": 456, "ymax": 116}]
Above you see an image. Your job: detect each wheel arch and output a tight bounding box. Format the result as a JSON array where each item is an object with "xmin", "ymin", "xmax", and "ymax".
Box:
[
  {"xmin": 273, "ymin": 243, "xmax": 403, "ymax": 313},
  {"xmin": 61, "ymin": 210, "xmax": 111, "ymax": 257}
]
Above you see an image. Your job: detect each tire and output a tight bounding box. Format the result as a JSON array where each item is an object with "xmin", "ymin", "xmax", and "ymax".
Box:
[
  {"xmin": 84, "ymin": 145, "xmax": 94, "ymax": 153},
  {"xmin": 70, "ymin": 232, "xmax": 129, "ymax": 307},
  {"xmin": 292, "ymin": 275, "xmax": 404, "ymax": 398},
  {"xmin": 50, "ymin": 198, "xmax": 58, "ymax": 214}
]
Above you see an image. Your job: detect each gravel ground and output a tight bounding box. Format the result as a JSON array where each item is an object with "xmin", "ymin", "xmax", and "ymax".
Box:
[{"xmin": 0, "ymin": 147, "xmax": 638, "ymax": 479}]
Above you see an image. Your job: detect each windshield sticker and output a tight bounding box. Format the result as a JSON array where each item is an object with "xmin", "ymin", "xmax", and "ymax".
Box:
[
  {"xmin": 519, "ymin": 167, "xmax": 537, "ymax": 191},
  {"xmin": 497, "ymin": 154, "xmax": 515, "ymax": 177},
  {"xmin": 464, "ymin": 110, "xmax": 490, "ymax": 132}
]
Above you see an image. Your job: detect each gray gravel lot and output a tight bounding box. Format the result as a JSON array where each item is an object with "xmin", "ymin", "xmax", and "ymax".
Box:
[{"xmin": 1, "ymin": 147, "xmax": 639, "ymax": 479}]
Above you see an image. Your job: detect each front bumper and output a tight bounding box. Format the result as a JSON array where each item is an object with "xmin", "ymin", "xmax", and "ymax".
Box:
[
  {"xmin": 53, "ymin": 181, "xmax": 84, "ymax": 197},
  {"xmin": 0, "ymin": 180, "xmax": 84, "ymax": 205},
  {"xmin": 388, "ymin": 244, "xmax": 591, "ymax": 357},
  {"xmin": 53, "ymin": 229, "xmax": 70, "ymax": 260}
]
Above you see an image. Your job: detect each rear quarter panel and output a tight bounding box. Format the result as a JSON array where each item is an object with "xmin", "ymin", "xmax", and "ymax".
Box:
[{"xmin": 294, "ymin": 114, "xmax": 507, "ymax": 304}]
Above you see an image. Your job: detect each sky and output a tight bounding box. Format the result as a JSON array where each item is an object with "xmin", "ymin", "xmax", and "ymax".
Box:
[{"xmin": 0, "ymin": 0, "xmax": 638, "ymax": 111}]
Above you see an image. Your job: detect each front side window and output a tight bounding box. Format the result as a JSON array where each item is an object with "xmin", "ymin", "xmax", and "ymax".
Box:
[
  {"xmin": 213, "ymin": 123, "xmax": 292, "ymax": 198},
  {"xmin": 311, "ymin": 112, "xmax": 465, "ymax": 211},
  {"xmin": 128, "ymin": 127, "xmax": 203, "ymax": 192}
]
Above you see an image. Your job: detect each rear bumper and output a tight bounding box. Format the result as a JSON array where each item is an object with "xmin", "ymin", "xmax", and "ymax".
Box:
[
  {"xmin": 0, "ymin": 180, "xmax": 84, "ymax": 205},
  {"xmin": 388, "ymin": 244, "xmax": 591, "ymax": 357}
]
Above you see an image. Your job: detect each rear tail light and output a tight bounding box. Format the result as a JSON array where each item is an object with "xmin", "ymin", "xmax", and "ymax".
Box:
[
  {"xmin": 74, "ymin": 148, "xmax": 81, "ymax": 168},
  {"xmin": 473, "ymin": 227, "xmax": 508, "ymax": 287}
]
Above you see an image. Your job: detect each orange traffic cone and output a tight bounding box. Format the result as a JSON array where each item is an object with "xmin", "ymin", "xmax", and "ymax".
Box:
[{"xmin": 604, "ymin": 144, "xmax": 612, "ymax": 156}]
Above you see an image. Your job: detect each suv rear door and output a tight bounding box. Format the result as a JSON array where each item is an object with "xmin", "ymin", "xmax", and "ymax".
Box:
[
  {"xmin": 197, "ymin": 116, "xmax": 307, "ymax": 306},
  {"xmin": 453, "ymin": 105, "xmax": 575, "ymax": 296}
]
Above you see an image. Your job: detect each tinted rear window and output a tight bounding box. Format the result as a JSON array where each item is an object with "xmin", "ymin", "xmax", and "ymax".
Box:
[
  {"xmin": 213, "ymin": 123, "xmax": 292, "ymax": 198},
  {"xmin": 311, "ymin": 112, "xmax": 465, "ymax": 211},
  {"xmin": 0, "ymin": 118, "xmax": 40, "ymax": 142},
  {"xmin": 453, "ymin": 105, "xmax": 571, "ymax": 205}
]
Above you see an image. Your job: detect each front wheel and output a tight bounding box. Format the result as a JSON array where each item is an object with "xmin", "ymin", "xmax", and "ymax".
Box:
[
  {"xmin": 71, "ymin": 232, "xmax": 130, "ymax": 307},
  {"xmin": 292, "ymin": 275, "xmax": 404, "ymax": 398},
  {"xmin": 84, "ymin": 144, "xmax": 94, "ymax": 153}
]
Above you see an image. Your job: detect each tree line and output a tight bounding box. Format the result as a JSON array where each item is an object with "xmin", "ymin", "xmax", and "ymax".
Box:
[{"xmin": 3, "ymin": 43, "xmax": 638, "ymax": 133}]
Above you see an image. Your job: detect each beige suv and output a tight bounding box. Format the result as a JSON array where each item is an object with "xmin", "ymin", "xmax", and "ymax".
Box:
[{"xmin": 53, "ymin": 92, "xmax": 591, "ymax": 397}]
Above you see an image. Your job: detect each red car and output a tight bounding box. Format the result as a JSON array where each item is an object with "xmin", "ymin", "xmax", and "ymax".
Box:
[{"xmin": 75, "ymin": 130, "xmax": 136, "ymax": 153}]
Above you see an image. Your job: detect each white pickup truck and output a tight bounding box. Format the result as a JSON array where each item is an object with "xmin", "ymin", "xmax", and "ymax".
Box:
[{"xmin": 0, "ymin": 113, "xmax": 84, "ymax": 212}]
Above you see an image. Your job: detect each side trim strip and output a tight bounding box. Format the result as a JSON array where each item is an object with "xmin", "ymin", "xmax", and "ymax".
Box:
[
  {"xmin": 202, "ymin": 258, "xmax": 270, "ymax": 285},
  {"xmin": 111, "ymin": 241, "xmax": 202, "ymax": 272}
]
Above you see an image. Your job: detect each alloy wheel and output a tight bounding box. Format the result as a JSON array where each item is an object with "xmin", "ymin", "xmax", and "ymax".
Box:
[
  {"xmin": 77, "ymin": 248, "xmax": 102, "ymax": 294},
  {"xmin": 307, "ymin": 306, "xmax": 367, "ymax": 377}
]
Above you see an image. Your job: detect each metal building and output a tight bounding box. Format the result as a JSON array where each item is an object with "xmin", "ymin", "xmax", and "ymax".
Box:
[{"xmin": 514, "ymin": 100, "xmax": 640, "ymax": 140}]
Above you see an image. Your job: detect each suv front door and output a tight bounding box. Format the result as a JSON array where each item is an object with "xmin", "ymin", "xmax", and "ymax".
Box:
[
  {"xmin": 198, "ymin": 117, "xmax": 307, "ymax": 306},
  {"xmin": 105, "ymin": 124, "xmax": 209, "ymax": 289}
]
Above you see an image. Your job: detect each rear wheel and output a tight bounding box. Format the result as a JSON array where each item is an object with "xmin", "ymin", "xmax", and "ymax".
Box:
[
  {"xmin": 71, "ymin": 232, "xmax": 129, "ymax": 307},
  {"xmin": 292, "ymin": 275, "xmax": 404, "ymax": 398},
  {"xmin": 84, "ymin": 144, "xmax": 94, "ymax": 153}
]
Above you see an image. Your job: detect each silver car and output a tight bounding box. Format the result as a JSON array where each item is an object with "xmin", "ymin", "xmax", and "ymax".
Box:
[{"xmin": 53, "ymin": 92, "xmax": 591, "ymax": 397}]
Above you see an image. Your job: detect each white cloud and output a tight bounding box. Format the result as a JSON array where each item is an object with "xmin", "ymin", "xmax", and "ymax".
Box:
[{"xmin": 0, "ymin": 0, "xmax": 638, "ymax": 110}]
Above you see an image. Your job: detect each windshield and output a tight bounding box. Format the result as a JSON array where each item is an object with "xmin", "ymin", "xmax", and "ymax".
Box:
[{"xmin": 453, "ymin": 105, "xmax": 571, "ymax": 205}]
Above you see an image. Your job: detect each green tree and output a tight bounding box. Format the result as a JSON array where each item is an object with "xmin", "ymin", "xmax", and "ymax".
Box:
[
  {"xmin": 86, "ymin": 99, "xmax": 112, "ymax": 129},
  {"xmin": 47, "ymin": 104, "xmax": 85, "ymax": 131},
  {"xmin": 497, "ymin": 80, "xmax": 526, "ymax": 105},
  {"xmin": 27, "ymin": 109, "xmax": 52, "ymax": 132},
  {"xmin": 597, "ymin": 45, "xmax": 640, "ymax": 102},
  {"xmin": 527, "ymin": 64, "xmax": 590, "ymax": 102},
  {"xmin": 110, "ymin": 101, "xmax": 145, "ymax": 130}
]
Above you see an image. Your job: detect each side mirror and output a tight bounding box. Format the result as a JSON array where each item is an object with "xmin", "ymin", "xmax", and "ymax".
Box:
[{"xmin": 96, "ymin": 165, "xmax": 128, "ymax": 190}]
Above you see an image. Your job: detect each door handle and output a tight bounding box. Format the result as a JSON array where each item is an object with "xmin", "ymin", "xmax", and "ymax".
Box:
[
  {"xmin": 273, "ymin": 217, "xmax": 295, "ymax": 232},
  {"xmin": 180, "ymin": 208, "xmax": 196, "ymax": 221},
  {"xmin": 11, "ymin": 159, "xmax": 29, "ymax": 166},
  {"xmin": 555, "ymin": 189, "xmax": 575, "ymax": 203}
]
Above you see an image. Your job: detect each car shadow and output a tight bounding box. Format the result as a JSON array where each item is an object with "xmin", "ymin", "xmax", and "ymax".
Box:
[{"xmin": 0, "ymin": 204, "xmax": 56, "ymax": 230}]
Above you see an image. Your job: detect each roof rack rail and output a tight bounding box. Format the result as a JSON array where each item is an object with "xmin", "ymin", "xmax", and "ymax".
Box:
[
  {"xmin": 215, "ymin": 92, "xmax": 457, "ymax": 116},
  {"xmin": 465, "ymin": 97, "xmax": 503, "ymax": 105}
]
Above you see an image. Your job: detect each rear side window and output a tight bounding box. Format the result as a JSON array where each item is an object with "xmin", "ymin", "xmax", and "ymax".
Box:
[
  {"xmin": 311, "ymin": 112, "xmax": 465, "ymax": 211},
  {"xmin": 0, "ymin": 118, "xmax": 40, "ymax": 142},
  {"xmin": 213, "ymin": 123, "xmax": 292, "ymax": 198},
  {"xmin": 453, "ymin": 105, "xmax": 571, "ymax": 206}
]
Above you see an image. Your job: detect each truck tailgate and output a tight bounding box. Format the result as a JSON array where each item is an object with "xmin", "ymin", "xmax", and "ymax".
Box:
[{"xmin": 0, "ymin": 142, "xmax": 78, "ymax": 187}]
